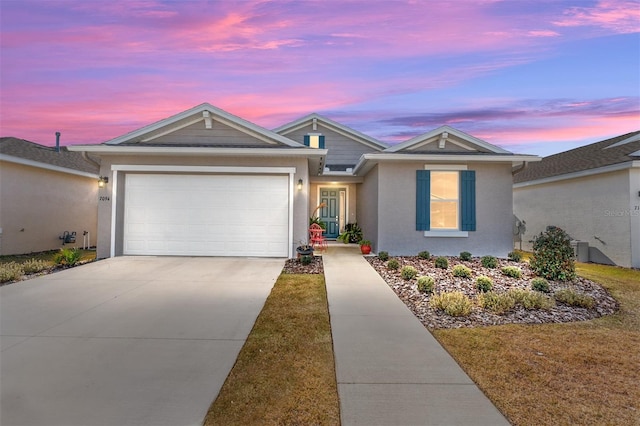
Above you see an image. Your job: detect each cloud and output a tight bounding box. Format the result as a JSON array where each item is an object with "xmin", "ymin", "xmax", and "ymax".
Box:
[
  {"xmin": 527, "ymin": 30, "xmax": 561, "ymax": 37},
  {"xmin": 554, "ymin": 0, "xmax": 640, "ymax": 34},
  {"xmin": 375, "ymin": 96, "xmax": 640, "ymax": 150},
  {"xmin": 1, "ymin": 0, "xmax": 637, "ymax": 153},
  {"xmin": 381, "ymin": 97, "xmax": 639, "ymax": 127}
]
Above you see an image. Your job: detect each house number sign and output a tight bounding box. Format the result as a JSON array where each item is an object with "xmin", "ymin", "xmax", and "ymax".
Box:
[{"xmin": 99, "ymin": 196, "xmax": 110, "ymax": 201}]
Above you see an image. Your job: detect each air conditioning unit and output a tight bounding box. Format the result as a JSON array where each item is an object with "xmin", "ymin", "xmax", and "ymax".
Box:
[{"xmin": 570, "ymin": 240, "xmax": 589, "ymax": 262}]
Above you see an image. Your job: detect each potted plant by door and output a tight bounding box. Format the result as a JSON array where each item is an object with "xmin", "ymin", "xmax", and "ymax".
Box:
[
  {"xmin": 359, "ymin": 239, "xmax": 372, "ymax": 255},
  {"xmin": 296, "ymin": 243, "xmax": 314, "ymax": 258}
]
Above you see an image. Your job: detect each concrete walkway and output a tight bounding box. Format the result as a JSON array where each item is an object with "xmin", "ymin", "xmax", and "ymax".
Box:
[{"xmin": 323, "ymin": 245, "xmax": 510, "ymax": 426}]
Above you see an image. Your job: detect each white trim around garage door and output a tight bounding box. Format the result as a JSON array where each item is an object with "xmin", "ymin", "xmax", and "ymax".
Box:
[{"xmin": 109, "ymin": 165, "xmax": 297, "ymax": 258}]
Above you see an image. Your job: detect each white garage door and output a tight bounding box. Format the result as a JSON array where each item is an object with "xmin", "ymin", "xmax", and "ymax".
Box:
[{"xmin": 123, "ymin": 174, "xmax": 290, "ymax": 257}]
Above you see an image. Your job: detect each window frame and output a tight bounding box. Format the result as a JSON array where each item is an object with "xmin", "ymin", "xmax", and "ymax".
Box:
[{"xmin": 421, "ymin": 164, "xmax": 469, "ymax": 238}]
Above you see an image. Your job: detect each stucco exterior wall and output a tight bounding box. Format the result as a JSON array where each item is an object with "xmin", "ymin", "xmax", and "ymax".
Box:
[
  {"xmin": 357, "ymin": 165, "xmax": 379, "ymax": 250},
  {"xmin": 513, "ymin": 169, "xmax": 636, "ymax": 267},
  {"xmin": 95, "ymin": 154, "xmax": 309, "ymax": 259},
  {"xmin": 629, "ymin": 167, "xmax": 640, "ymax": 268},
  {"xmin": 0, "ymin": 161, "xmax": 98, "ymax": 255},
  {"xmin": 376, "ymin": 161, "xmax": 514, "ymax": 257}
]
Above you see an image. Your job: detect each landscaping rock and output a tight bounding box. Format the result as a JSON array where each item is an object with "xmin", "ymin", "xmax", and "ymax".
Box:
[
  {"xmin": 282, "ymin": 256, "xmax": 324, "ymax": 274},
  {"xmin": 367, "ymin": 256, "xmax": 619, "ymax": 329}
]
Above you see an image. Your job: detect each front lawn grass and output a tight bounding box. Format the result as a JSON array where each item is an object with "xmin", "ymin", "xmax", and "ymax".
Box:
[
  {"xmin": 204, "ymin": 273, "xmax": 340, "ymax": 425},
  {"xmin": 433, "ymin": 263, "xmax": 640, "ymax": 425}
]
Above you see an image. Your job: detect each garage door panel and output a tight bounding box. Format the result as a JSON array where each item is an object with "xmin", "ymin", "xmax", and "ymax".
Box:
[{"xmin": 123, "ymin": 174, "xmax": 290, "ymax": 257}]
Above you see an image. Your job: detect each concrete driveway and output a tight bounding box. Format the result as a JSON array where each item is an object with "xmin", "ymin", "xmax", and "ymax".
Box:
[{"xmin": 0, "ymin": 256, "xmax": 284, "ymax": 426}]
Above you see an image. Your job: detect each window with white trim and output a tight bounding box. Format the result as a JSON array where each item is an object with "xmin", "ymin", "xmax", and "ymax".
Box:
[
  {"xmin": 303, "ymin": 133, "xmax": 325, "ymax": 148},
  {"xmin": 430, "ymin": 171, "xmax": 459, "ymax": 230},
  {"xmin": 416, "ymin": 168, "xmax": 476, "ymax": 235}
]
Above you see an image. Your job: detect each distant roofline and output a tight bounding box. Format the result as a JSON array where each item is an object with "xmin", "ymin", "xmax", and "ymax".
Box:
[
  {"xmin": 0, "ymin": 153, "xmax": 99, "ymax": 178},
  {"xmin": 514, "ymin": 130, "xmax": 640, "ymax": 183},
  {"xmin": 514, "ymin": 160, "xmax": 639, "ymax": 188}
]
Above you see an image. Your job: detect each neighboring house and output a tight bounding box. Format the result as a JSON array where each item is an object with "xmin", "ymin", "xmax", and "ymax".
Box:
[
  {"xmin": 68, "ymin": 103, "xmax": 539, "ymax": 259},
  {"xmin": 0, "ymin": 137, "xmax": 100, "ymax": 255},
  {"xmin": 513, "ymin": 131, "xmax": 640, "ymax": 269}
]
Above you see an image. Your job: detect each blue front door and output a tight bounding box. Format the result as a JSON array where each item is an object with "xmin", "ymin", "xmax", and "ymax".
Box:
[{"xmin": 319, "ymin": 188, "xmax": 344, "ymax": 239}]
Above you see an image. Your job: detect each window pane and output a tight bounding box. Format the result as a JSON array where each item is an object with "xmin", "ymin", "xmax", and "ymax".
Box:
[
  {"xmin": 430, "ymin": 171, "xmax": 458, "ymax": 200},
  {"xmin": 431, "ymin": 201, "xmax": 459, "ymax": 229},
  {"xmin": 309, "ymin": 135, "xmax": 320, "ymax": 148}
]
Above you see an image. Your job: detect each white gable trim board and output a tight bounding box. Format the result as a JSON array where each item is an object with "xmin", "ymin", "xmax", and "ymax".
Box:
[{"xmin": 109, "ymin": 165, "xmax": 296, "ymax": 258}]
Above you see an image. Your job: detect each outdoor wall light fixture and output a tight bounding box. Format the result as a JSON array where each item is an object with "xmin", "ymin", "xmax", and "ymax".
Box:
[
  {"xmin": 98, "ymin": 176, "xmax": 109, "ymax": 188},
  {"xmin": 297, "ymin": 179, "xmax": 303, "ymax": 190}
]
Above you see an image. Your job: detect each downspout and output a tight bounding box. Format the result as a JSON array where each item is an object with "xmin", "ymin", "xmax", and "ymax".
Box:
[
  {"xmin": 512, "ymin": 161, "xmax": 528, "ymax": 176},
  {"xmin": 82, "ymin": 151, "xmax": 102, "ymax": 169}
]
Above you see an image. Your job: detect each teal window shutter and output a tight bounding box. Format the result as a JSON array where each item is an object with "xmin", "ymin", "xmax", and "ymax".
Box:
[
  {"xmin": 460, "ymin": 170, "xmax": 476, "ymax": 231},
  {"xmin": 303, "ymin": 135, "xmax": 310, "ymax": 147},
  {"xmin": 416, "ymin": 170, "xmax": 430, "ymax": 230},
  {"xmin": 319, "ymin": 135, "xmax": 325, "ymax": 149}
]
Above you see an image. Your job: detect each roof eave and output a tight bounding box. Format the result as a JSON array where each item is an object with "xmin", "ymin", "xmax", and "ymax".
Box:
[
  {"xmin": 352, "ymin": 152, "xmax": 539, "ymax": 176},
  {"xmin": 68, "ymin": 145, "xmax": 328, "ymax": 158}
]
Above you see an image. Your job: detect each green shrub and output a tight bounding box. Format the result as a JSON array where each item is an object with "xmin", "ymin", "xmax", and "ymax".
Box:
[
  {"xmin": 54, "ymin": 247, "xmax": 82, "ymax": 266},
  {"xmin": 508, "ymin": 289, "xmax": 555, "ymax": 310},
  {"xmin": 387, "ymin": 259, "xmax": 400, "ymax": 270},
  {"xmin": 0, "ymin": 262, "xmax": 24, "ymax": 283},
  {"xmin": 459, "ymin": 251, "xmax": 472, "ymax": 261},
  {"xmin": 417, "ymin": 276, "xmax": 435, "ymax": 294},
  {"xmin": 452, "ymin": 264, "xmax": 472, "ymax": 278},
  {"xmin": 434, "ymin": 256, "xmax": 448, "ymax": 269},
  {"xmin": 21, "ymin": 259, "xmax": 51, "ymax": 274},
  {"xmin": 501, "ymin": 266, "xmax": 522, "ymax": 278},
  {"xmin": 481, "ymin": 255, "xmax": 498, "ymax": 268},
  {"xmin": 554, "ymin": 289, "xmax": 595, "ymax": 308},
  {"xmin": 429, "ymin": 291, "xmax": 473, "ymax": 317},
  {"xmin": 477, "ymin": 291, "xmax": 515, "ymax": 315},
  {"xmin": 401, "ymin": 266, "xmax": 418, "ymax": 280},
  {"xmin": 530, "ymin": 227, "xmax": 576, "ymax": 281},
  {"xmin": 378, "ymin": 251, "xmax": 389, "ymax": 261},
  {"xmin": 337, "ymin": 223, "xmax": 362, "ymax": 243},
  {"xmin": 476, "ymin": 275, "xmax": 493, "ymax": 293},
  {"xmin": 531, "ymin": 277, "xmax": 550, "ymax": 293},
  {"xmin": 300, "ymin": 255, "xmax": 313, "ymax": 265},
  {"xmin": 418, "ymin": 250, "xmax": 431, "ymax": 260},
  {"xmin": 508, "ymin": 251, "xmax": 523, "ymax": 262}
]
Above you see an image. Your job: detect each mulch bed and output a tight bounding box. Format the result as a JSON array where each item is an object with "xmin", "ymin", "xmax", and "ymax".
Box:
[
  {"xmin": 282, "ymin": 256, "xmax": 324, "ymax": 274},
  {"xmin": 367, "ymin": 256, "xmax": 619, "ymax": 329}
]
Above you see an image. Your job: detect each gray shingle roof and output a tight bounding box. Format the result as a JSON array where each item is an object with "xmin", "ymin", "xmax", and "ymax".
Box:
[
  {"xmin": 513, "ymin": 131, "xmax": 640, "ymax": 184},
  {"xmin": 0, "ymin": 137, "xmax": 99, "ymax": 174}
]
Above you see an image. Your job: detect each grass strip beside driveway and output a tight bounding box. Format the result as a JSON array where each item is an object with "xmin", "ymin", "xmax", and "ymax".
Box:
[
  {"xmin": 204, "ymin": 273, "xmax": 340, "ymax": 425},
  {"xmin": 433, "ymin": 263, "xmax": 640, "ymax": 426}
]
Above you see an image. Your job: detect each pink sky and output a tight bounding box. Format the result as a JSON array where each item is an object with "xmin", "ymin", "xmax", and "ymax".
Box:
[{"xmin": 1, "ymin": 0, "xmax": 638, "ymax": 156}]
